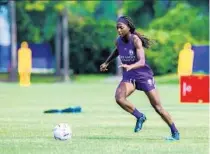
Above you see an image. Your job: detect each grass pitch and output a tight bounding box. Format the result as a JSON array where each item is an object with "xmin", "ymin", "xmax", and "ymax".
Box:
[{"xmin": 0, "ymin": 81, "xmax": 209, "ymax": 154}]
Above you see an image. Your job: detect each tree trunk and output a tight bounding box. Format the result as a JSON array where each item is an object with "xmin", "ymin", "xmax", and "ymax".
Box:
[
  {"xmin": 116, "ymin": 0, "xmax": 123, "ymax": 76},
  {"xmin": 9, "ymin": 0, "xmax": 17, "ymax": 82},
  {"xmin": 55, "ymin": 14, "xmax": 61, "ymax": 77},
  {"xmin": 62, "ymin": 8, "xmax": 70, "ymax": 82}
]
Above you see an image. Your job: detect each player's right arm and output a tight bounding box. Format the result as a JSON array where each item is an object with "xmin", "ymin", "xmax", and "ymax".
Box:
[
  {"xmin": 100, "ymin": 47, "xmax": 119, "ymax": 72},
  {"xmin": 105, "ymin": 47, "xmax": 119, "ymax": 65}
]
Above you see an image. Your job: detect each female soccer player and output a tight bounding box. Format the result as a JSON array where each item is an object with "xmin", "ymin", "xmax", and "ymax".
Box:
[{"xmin": 100, "ymin": 16, "xmax": 180, "ymax": 141}]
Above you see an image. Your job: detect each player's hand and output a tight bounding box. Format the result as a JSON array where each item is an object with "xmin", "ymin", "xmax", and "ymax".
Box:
[
  {"xmin": 100, "ymin": 63, "xmax": 109, "ymax": 72},
  {"xmin": 118, "ymin": 64, "xmax": 132, "ymax": 71}
]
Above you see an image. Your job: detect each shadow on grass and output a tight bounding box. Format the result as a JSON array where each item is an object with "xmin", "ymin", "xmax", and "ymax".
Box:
[{"xmin": 82, "ymin": 136, "xmax": 163, "ymax": 141}]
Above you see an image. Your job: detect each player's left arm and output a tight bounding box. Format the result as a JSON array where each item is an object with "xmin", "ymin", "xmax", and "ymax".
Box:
[{"xmin": 130, "ymin": 35, "xmax": 145, "ymax": 69}]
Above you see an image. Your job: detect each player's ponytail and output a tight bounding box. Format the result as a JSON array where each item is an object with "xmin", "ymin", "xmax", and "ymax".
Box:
[{"xmin": 132, "ymin": 31, "xmax": 151, "ymax": 49}]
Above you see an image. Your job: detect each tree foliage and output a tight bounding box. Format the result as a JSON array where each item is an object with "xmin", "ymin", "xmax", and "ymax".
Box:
[
  {"xmin": 143, "ymin": 3, "xmax": 208, "ymax": 75},
  {"xmin": 15, "ymin": 1, "xmax": 209, "ymax": 75},
  {"xmin": 150, "ymin": 3, "xmax": 208, "ymax": 41}
]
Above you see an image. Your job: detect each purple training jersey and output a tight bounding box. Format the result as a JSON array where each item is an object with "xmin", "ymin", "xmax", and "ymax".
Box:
[{"xmin": 116, "ymin": 34, "xmax": 155, "ymax": 92}]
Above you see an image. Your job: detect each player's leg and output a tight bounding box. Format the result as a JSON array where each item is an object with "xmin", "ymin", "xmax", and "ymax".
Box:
[
  {"xmin": 115, "ymin": 81, "xmax": 135, "ymax": 113},
  {"xmin": 115, "ymin": 81, "xmax": 146, "ymax": 132},
  {"xmin": 145, "ymin": 89, "xmax": 180, "ymax": 140}
]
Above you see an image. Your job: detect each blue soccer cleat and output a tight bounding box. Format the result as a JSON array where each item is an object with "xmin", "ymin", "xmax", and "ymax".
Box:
[
  {"xmin": 165, "ymin": 131, "xmax": 180, "ymax": 141},
  {"xmin": 134, "ymin": 114, "xmax": 146, "ymax": 133}
]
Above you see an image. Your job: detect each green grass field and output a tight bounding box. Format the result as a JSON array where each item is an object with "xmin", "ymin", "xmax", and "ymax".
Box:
[{"xmin": 0, "ymin": 80, "xmax": 209, "ymax": 154}]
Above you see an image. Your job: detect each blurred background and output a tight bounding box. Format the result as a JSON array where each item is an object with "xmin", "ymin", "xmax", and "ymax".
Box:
[
  {"xmin": 0, "ymin": 0, "xmax": 208, "ymax": 83},
  {"xmin": 0, "ymin": 1, "xmax": 209, "ymax": 153}
]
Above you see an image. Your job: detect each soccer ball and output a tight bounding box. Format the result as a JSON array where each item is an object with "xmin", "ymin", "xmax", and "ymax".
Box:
[{"xmin": 53, "ymin": 123, "xmax": 72, "ymax": 140}]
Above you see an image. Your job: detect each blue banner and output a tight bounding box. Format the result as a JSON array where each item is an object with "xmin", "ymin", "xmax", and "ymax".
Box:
[
  {"xmin": 192, "ymin": 45, "xmax": 209, "ymax": 74},
  {"xmin": 17, "ymin": 43, "xmax": 55, "ymax": 73},
  {"xmin": 0, "ymin": 4, "xmax": 10, "ymax": 72}
]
